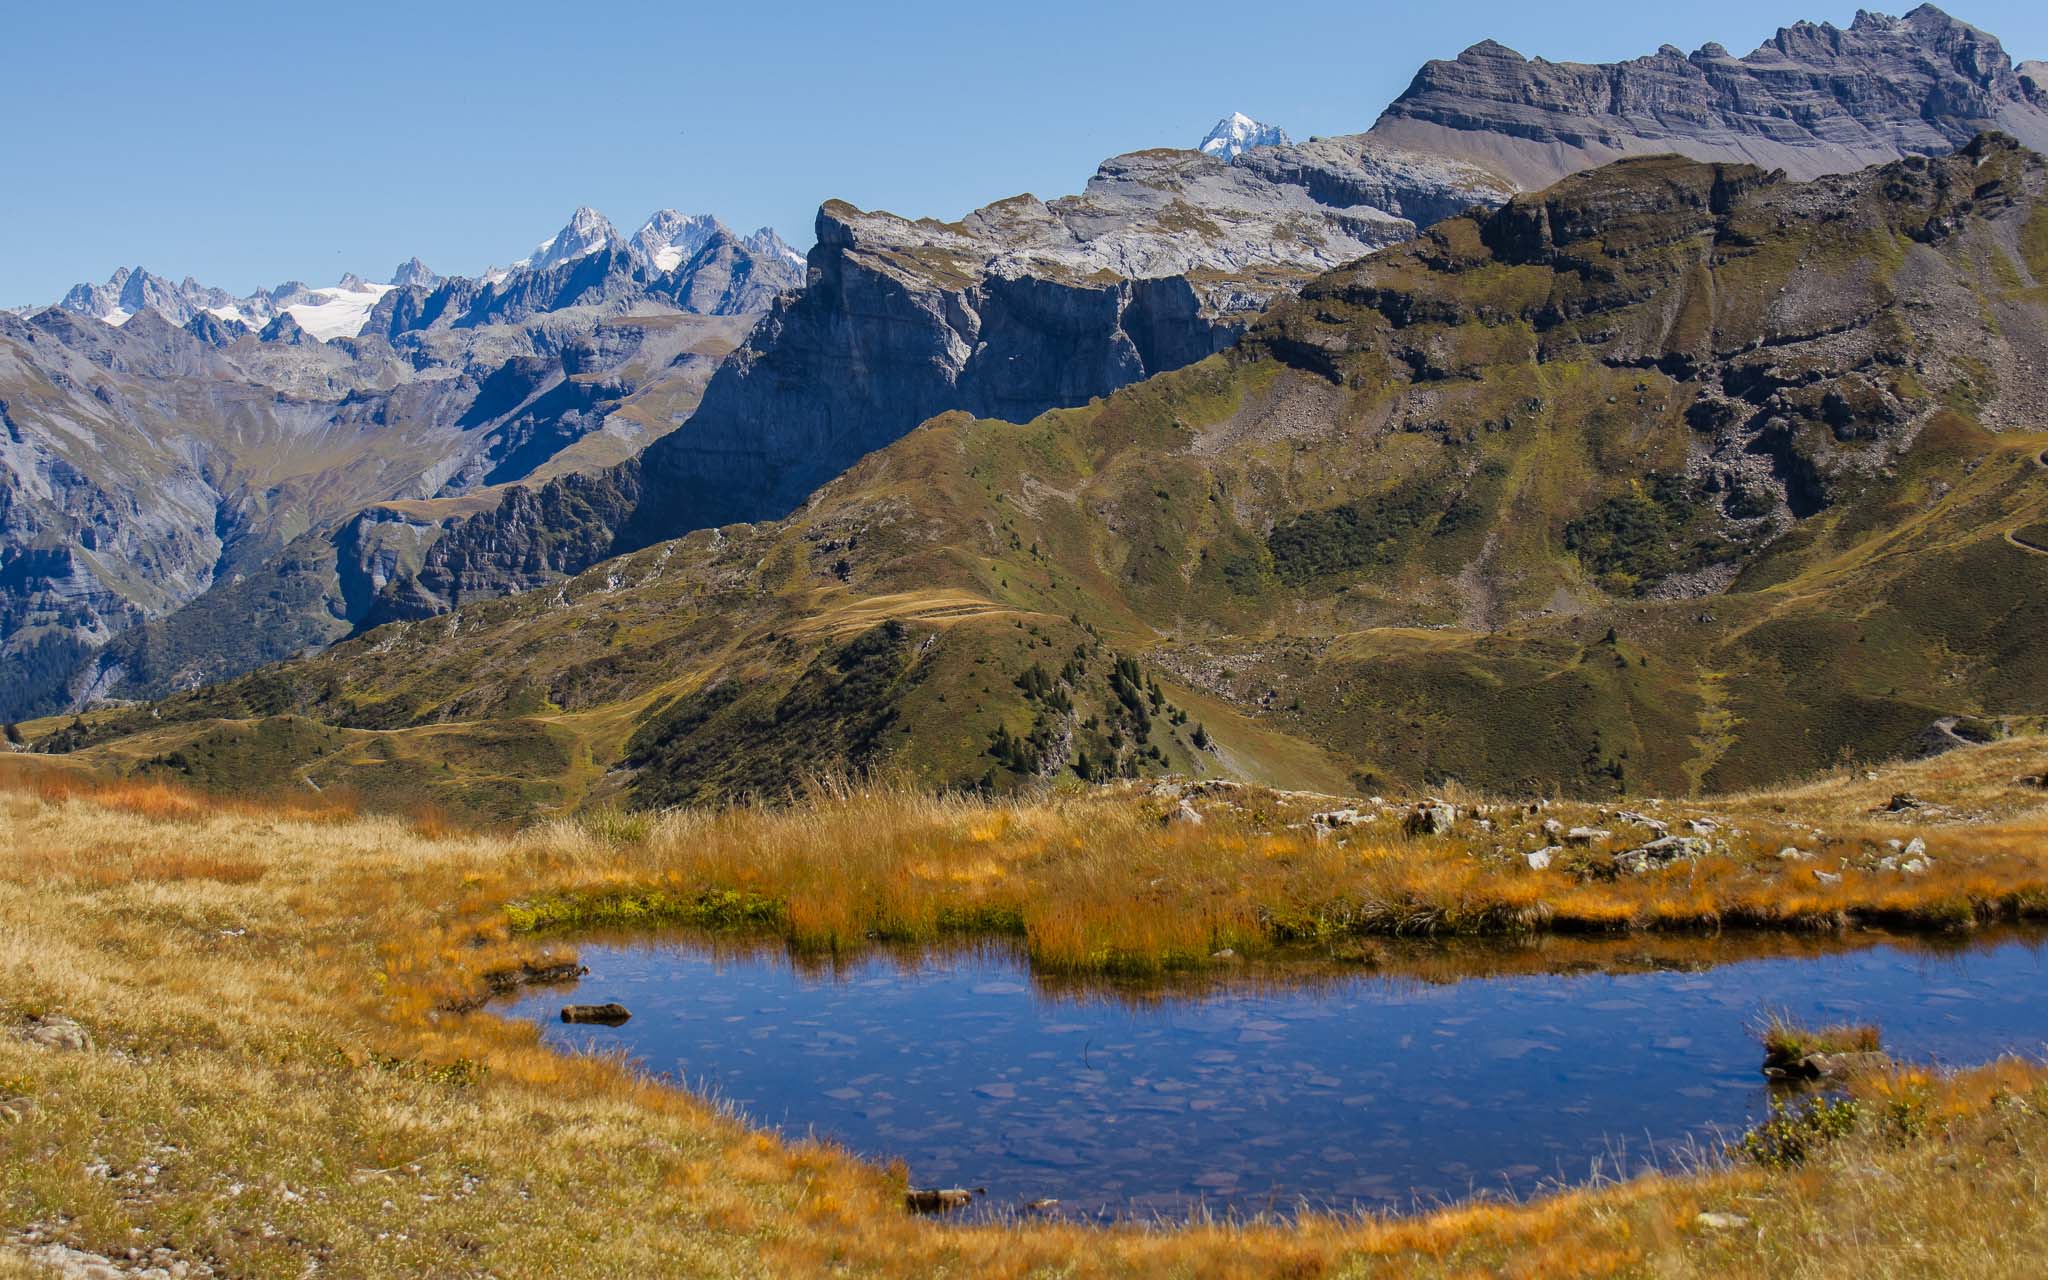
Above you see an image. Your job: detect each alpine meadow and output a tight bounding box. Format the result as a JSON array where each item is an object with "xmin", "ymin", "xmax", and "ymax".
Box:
[{"xmin": 5, "ymin": 4, "xmax": 2048, "ymax": 1277}]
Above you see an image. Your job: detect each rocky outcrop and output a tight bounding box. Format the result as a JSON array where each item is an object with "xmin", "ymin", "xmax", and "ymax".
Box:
[
  {"xmin": 389, "ymin": 139, "xmax": 1517, "ymax": 591},
  {"xmin": 1370, "ymin": 6, "xmax": 2048, "ymax": 187}
]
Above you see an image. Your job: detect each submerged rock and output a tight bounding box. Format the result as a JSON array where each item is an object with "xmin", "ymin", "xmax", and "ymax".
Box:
[{"xmin": 560, "ymin": 1002, "xmax": 632, "ymax": 1025}]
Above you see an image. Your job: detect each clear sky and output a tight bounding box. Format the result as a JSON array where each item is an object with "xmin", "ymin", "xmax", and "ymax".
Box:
[{"xmin": 5, "ymin": 1, "xmax": 2043, "ymax": 305}]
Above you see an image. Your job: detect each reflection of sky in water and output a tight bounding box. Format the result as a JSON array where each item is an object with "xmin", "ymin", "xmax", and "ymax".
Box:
[{"xmin": 497, "ymin": 935, "xmax": 2048, "ymax": 1219}]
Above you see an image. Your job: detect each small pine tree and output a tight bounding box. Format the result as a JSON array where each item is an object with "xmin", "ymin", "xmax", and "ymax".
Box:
[{"xmin": 1191, "ymin": 723, "xmax": 1212, "ymax": 751}]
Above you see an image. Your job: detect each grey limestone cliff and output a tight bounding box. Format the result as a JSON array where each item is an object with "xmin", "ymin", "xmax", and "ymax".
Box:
[{"xmin": 1369, "ymin": 6, "xmax": 2048, "ymax": 187}]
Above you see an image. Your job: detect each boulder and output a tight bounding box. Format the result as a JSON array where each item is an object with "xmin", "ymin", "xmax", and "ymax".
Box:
[
  {"xmin": 560, "ymin": 1003, "xmax": 632, "ymax": 1025},
  {"xmin": 1612, "ymin": 835, "xmax": 1710, "ymax": 874},
  {"xmin": 1405, "ymin": 803, "xmax": 1456, "ymax": 836},
  {"xmin": 905, "ymin": 1187, "xmax": 982, "ymax": 1213},
  {"xmin": 1310, "ymin": 808, "xmax": 1369, "ymax": 829},
  {"xmin": 1525, "ymin": 846, "xmax": 1559, "ymax": 870},
  {"xmin": 1614, "ymin": 810, "xmax": 1669, "ymax": 836},
  {"xmin": 1764, "ymin": 1049, "xmax": 1891, "ymax": 1081},
  {"xmin": 1563, "ymin": 827, "xmax": 1611, "ymax": 846},
  {"xmin": 15, "ymin": 1014, "xmax": 91, "ymax": 1052}
]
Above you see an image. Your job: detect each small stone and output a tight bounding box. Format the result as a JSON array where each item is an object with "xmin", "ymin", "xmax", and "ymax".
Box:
[
  {"xmin": 1776, "ymin": 846, "xmax": 1812, "ymax": 861},
  {"xmin": 1211, "ymin": 948, "xmax": 1237, "ymax": 960},
  {"xmin": 1022, "ymin": 1197, "xmax": 1061, "ymax": 1215},
  {"xmin": 1814, "ymin": 869, "xmax": 1843, "ymax": 885},
  {"xmin": 1542, "ymin": 818, "xmax": 1565, "ymax": 838},
  {"xmin": 1165, "ymin": 799, "xmax": 1204, "ymax": 826},
  {"xmin": 1903, "ymin": 836, "xmax": 1927, "ymax": 858},
  {"xmin": 1525, "ymin": 847, "xmax": 1557, "ymax": 870},
  {"xmin": 1563, "ymin": 827, "xmax": 1611, "ymax": 846},
  {"xmin": 1695, "ymin": 1210, "xmax": 1750, "ymax": 1231},
  {"xmin": 1311, "ymin": 808, "xmax": 1368, "ymax": 828},
  {"xmin": 1887, "ymin": 792, "xmax": 1921, "ymax": 812}
]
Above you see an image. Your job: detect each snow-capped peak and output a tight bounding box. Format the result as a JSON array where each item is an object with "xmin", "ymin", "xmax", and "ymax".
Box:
[
  {"xmin": 632, "ymin": 210, "xmax": 728, "ymax": 274},
  {"xmin": 523, "ymin": 206, "xmax": 622, "ymax": 271},
  {"xmin": 1198, "ymin": 112, "xmax": 1291, "ymax": 162}
]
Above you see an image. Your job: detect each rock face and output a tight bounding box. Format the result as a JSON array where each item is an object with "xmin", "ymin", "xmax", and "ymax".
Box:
[
  {"xmin": 377, "ymin": 140, "xmax": 1515, "ymax": 610},
  {"xmin": 1370, "ymin": 6, "xmax": 2048, "ymax": 186}
]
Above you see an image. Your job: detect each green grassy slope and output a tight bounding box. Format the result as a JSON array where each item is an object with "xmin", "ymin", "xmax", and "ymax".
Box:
[{"xmin": 41, "ymin": 140, "xmax": 2048, "ymax": 821}]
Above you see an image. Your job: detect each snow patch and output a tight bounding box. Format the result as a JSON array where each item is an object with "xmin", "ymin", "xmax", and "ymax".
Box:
[{"xmin": 282, "ymin": 283, "xmax": 393, "ymax": 341}]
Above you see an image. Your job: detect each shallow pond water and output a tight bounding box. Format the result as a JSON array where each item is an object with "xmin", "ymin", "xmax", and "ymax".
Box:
[{"xmin": 497, "ymin": 930, "xmax": 2048, "ymax": 1219}]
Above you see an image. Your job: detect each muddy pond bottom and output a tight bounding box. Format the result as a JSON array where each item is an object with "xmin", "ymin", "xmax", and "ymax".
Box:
[{"xmin": 498, "ymin": 932, "xmax": 2048, "ymax": 1219}]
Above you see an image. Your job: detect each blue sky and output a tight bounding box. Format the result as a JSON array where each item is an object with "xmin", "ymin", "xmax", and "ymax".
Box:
[{"xmin": 5, "ymin": 1, "xmax": 2043, "ymax": 304}]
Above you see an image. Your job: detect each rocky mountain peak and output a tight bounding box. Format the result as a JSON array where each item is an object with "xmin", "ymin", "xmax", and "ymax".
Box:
[
  {"xmin": 741, "ymin": 226, "xmax": 805, "ymax": 269},
  {"xmin": 1198, "ymin": 112, "xmax": 1291, "ymax": 161},
  {"xmin": 524, "ymin": 206, "xmax": 623, "ymax": 271},
  {"xmin": 631, "ymin": 210, "xmax": 728, "ymax": 273},
  {"xmin": 389, "ymin": 257, "xmax": 438, "ymax": 288}
]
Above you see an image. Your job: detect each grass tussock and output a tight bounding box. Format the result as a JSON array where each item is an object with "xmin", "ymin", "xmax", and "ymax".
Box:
[
  {"xmin": 3, "ymin": 743, "xmax": 2048, "ymax": 1275},
  {"xmin": 1760, "ymin": 1012, "xmax": 1884, "ymax": 1062}
]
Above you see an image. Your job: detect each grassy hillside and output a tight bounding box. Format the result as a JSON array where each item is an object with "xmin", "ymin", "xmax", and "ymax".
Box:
[{"xmin": 30, "ymin": 140, "xmax": 2048, "ymax": 822}]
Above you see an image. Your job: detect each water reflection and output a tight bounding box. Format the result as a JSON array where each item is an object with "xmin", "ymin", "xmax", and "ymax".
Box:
[{"xmin": 494, "ymin": 928, "xmax": 2048, "ymax": 1220}]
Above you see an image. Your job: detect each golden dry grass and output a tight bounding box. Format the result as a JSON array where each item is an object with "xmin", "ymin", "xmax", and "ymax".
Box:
[{"xmin": 1, "ymin": 741, "xmax": 2047, "ymax": 1276}]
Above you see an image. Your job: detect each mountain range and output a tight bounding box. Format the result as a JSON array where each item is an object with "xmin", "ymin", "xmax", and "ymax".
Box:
[
  {"xmin": 48, "ymin": 130, "xmax": 2048, "ymax": 822},
  {"xmin": 2, "ymin": 208, "xmax": 803, "ymax": 717},
  {"xmin": 9, "ymin": 6, "xmax": 2048, "ymax": 820}
]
